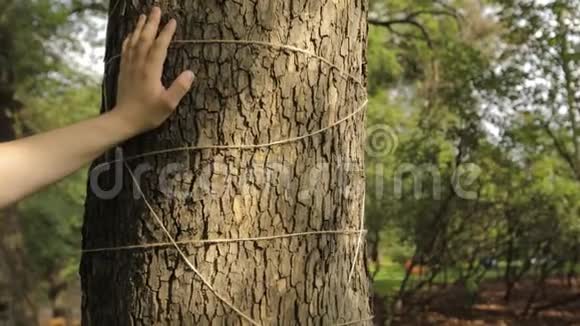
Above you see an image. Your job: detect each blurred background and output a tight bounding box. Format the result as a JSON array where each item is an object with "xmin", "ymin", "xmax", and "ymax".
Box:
[{"xmin": 1, "ymin": 0, "xmax": 579, "ymax": 325}]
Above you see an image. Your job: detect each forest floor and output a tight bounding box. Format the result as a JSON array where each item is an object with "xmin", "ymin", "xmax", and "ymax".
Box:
[{"xmin": 393, "ymin": 278, "xmax": 580, "ymax": 326}]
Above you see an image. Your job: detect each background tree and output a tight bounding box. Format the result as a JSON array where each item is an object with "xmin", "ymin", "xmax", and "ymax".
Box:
[
  {"xmin": 364, "ymin": 0, "xmax": 580, "ymax": 323},
  {"xmin": 0, "ymin": 1, "xmax": 105, "ymax": 324}
]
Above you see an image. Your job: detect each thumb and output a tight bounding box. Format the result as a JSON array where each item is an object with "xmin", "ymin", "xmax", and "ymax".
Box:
[{"xmin": 164, "ymin": 70, "xmax": 195, "ymax": 108}]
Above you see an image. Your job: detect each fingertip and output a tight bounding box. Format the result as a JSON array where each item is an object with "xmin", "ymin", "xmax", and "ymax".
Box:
[
  {"xmin": 166, "ymin": 71, "xmax": 195, "ymax": 107},
  {"xmin": 123, "ymin": 32, "xmax": 132, "ymax": 46},
  {"xmin": 184, "ymin": 70, "xmax": 195, "ymax": 85},
  {"xmin": 122, "ymin": 35, "xmax": 129, "ymax": 51},
  {"xmin": 145, "ymin": 7, "xmax": 162, "ymax": 33},
  {"xmin": 135, "ymin": 14, "xmax": 146, "ymax": 31},
  {"xmin": 164, "ymin": 18, "xmax": 177, "ymax": 33},
  {"xmin": 151, "ymin": 6, "xmax": 161, "ymax": 17}
]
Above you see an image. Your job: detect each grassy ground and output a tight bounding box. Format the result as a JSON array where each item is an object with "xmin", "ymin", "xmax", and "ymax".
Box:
[
  {"xmin": 372, "ymin": 263, "xmax": 407, "ymax": 296},
  {"xmin": 372, "ymin": 262, "xmax": 508, "ymax": 297}
]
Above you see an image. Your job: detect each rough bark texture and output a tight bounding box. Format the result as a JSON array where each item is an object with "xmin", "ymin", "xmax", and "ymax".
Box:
[{"xmin": 82, "ymin": 0, "xmax": 370, "ymax": 324}]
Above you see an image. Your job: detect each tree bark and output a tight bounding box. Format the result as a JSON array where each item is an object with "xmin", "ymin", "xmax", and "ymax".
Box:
[{"xmin": 82, "ymin": 0, "xmax": 370, "ymax": 324}]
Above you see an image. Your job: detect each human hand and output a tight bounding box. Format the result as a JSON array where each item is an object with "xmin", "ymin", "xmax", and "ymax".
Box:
[{"xmin": 113, "ymin": 7, "xmax": 194, "ymax": 133}]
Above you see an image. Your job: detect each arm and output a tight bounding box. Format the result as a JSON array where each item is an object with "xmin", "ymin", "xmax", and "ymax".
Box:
[{"xmin": 0, "ymin": 7, "xmax": 194, "ymax": 208}]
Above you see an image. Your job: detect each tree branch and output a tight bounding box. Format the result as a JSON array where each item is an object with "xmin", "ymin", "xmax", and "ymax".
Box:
[
  {"xmin": 368, "ymin": 17, "xmax": 434, "ymax": 48},
  {"xmin": 368, "ymin": 7, "xmax": 461, "ymax": 49},
  {"xmin": 407, "ymin": 9, "xmax": 459, "ymax": 20},
  {"xmin": 542, "ymin": 122, "xmax": 579, "ymax": 180}
]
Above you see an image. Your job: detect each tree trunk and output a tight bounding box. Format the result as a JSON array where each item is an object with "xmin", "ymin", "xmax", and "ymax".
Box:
[
  {"xmin": 0, "ymin": 208, "xmax": 39, "ymax": 326},
  {"xmin": 81, "ymin": 0, "xmax": 370, "ymax": 325}
]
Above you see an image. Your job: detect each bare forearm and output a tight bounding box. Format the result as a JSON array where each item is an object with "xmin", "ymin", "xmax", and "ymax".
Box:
[
  {"xmin": 0, "ymin": 109, "xmax": 137, "ymax": 207},
  {"xmin": 0, "ymin": 7, "xmax": 193, "ymax": 208}
]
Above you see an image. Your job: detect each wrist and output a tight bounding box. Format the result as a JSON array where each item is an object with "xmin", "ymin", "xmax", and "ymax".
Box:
[{"xmin": 103, "ymin": 107, "xmax": 144, "ymax": 139}]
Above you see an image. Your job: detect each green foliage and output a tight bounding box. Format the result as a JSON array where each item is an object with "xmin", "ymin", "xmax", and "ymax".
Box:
[
  {"xmin": 367, "ymin": 27, "xmax": 403, "ymax": 94},
  {"xmin": 365, "ymin": 2, "xmax": 580, "ymax": 316},
  {"xmin": 1, "ymin": 0, "xmax": 105, "ymax": 90},
  {"xmin": 17, "ymin": 80, "xmax": 100, "ymax": 302},
  {"xmin": 20, "ymin": 77, "xmax": 100, "ymax": 131},
  {"xmin": 1, "ymin": 0, "xmax": 69, "ymax": 83},
  {"xmin": 1, "ymin": 0, "xmax": 104, "ymax": 311},
  {"xmin": 19, "ymin": 185, "xmax": 83, "ymax": 282}
]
